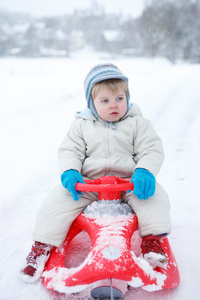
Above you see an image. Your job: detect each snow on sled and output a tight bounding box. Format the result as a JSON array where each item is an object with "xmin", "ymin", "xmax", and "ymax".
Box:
[{"xmin": 42, "ymin": 176, "xmax": 180, "ymax": 299}]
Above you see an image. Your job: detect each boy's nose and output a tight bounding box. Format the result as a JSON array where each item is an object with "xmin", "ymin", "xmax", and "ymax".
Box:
[{"xmin": 109, "ymin": 101, "xmax": 118, "ymax": 108}]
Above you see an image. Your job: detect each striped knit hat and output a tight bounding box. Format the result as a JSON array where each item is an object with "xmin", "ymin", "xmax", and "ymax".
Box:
[{"xmin": 84, "ymin": 63, "xmax": 130, "ymax": 118}]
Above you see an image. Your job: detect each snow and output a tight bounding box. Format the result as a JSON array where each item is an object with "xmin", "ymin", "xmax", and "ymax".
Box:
[
  {"xmin": 0, "ymin": 49, "xmax": 200, "ymax": 299},
  {"xmin": 103, "ymin": 30, "xmax": 120, "ymax": 42},
  {"xmin": 83, "ymin": 200, "xmax": 133, "ymax": 217}
]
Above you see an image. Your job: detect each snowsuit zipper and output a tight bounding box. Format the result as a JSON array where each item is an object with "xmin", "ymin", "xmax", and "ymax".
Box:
[{"xmin": 105, "ymin": 124, "xmax": 112, "ymax": 175}]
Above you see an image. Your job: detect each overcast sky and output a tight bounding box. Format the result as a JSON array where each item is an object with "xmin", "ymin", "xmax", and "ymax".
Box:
[{"xmin": 0, "ymin": 0, "xmax": 145, "ymax": 18}]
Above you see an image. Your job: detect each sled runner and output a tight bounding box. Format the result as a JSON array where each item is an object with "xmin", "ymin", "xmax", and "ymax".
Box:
[{"xmin": 42, "ymin": 176, "xmax": 180, "ymax": 299}]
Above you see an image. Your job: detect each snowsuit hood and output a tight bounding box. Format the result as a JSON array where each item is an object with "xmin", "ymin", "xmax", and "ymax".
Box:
[
  {"xmin": 84, "ymin": 63, "xmax": 130, "ymax": 118},
  {"xmin": 77, "ymin": 103, "xmax": 143, "ymax": 123}
]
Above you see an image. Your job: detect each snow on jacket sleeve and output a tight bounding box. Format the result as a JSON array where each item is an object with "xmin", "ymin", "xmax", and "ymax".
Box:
[
  {"xmin": 133, "ymin": 117, "xmax": 165, "ymax": 177},
  {"xmin": 57, "ymin": 118, "xmax": 86, "ymax": 175}
]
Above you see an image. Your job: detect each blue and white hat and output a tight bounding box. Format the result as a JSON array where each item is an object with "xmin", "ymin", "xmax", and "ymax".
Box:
[{"xmin": 84, "ymin": 63, "xmax": 130, "ymax": 118}]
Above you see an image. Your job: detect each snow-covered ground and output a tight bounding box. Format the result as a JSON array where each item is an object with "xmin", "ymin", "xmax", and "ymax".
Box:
[{"xmin": 0, "ymin": 49, "xmax": 200, "ymax": 299}]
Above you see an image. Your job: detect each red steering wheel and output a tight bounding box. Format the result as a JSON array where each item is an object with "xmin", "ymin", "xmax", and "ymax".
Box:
[{"xmin": 76, "ymin": 176, "xmax": 133, "ymax": 200}]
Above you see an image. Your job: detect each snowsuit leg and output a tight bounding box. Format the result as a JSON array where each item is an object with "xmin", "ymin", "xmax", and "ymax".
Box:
[
  {"xmin": 123, "ymin": 182, "xmax": 171, "ymax": 237},
  {"xmin": 33, "ymin": 184, "xmax": 98, "ymax": 247}
]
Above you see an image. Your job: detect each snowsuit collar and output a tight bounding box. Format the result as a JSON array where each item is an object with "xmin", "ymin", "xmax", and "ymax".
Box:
[{"xmin": 76, "ymin": 103, "xmax": 143, "ymax": 129}]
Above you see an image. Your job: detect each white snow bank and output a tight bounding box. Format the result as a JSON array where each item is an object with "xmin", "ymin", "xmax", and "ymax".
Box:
[{"xmin": 1, "ymin": 50, "xmax": 200, "ymax": 299}]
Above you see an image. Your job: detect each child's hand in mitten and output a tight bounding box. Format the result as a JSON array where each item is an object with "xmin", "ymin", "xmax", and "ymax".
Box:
[
  {"xmin": 130, "ymin": 168, "xmax": 155, "ymax": 200},
  {"xmin": 61, "ymin": 169, "xmax": 85, "ymax": 201}
]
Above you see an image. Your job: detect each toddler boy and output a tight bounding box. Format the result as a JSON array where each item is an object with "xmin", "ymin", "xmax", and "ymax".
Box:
[{"xmin": 21, "ymin": 64, "xmax": 171, "ymax": 282}]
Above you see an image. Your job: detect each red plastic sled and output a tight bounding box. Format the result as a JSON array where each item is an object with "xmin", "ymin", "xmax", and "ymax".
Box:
[{"xmin": 42, "ymin": 176, "xmax": 180, "ymax": 295}]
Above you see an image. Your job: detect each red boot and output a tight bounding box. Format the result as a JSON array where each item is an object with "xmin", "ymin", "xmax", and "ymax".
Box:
[
  {"xmin": 20, "ymin": 241, "xmax": 53, "ymax": 283},
  {"xmin": 141, "ymin": 235, "xmax": 167, "ymax": 269}
]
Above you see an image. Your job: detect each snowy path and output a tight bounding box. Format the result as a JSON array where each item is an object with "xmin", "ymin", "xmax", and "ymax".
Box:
[{"xmin": 0, "ymin": 53, "xmax": 200, "ymax": 299}]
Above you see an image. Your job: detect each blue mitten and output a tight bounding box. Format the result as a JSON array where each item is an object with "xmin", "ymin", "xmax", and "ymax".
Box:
[
  {"xmin": 130, "ymin": 168, "xmax": 156, "ymax": 200},
  {"xmin": 61, "ymin": 169, "xmax": 85, "ymax": 201}
]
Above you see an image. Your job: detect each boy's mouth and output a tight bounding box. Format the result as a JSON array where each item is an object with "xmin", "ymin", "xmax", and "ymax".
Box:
[{"xmin": 110, "ymin": 112, "xmax": 119, "ymax": 115}]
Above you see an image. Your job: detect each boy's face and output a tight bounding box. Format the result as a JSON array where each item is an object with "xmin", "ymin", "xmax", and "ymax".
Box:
[{"xmin": 93, "ymin": 86, "xmax": 127, "ymax": 122}]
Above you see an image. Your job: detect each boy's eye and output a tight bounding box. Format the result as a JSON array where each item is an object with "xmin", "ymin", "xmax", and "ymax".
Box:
[
  {"xmin": 117, "ymin": 97, "xmax": 123, "ymax": 101},
  {"xmin": 102, "ymin": 99, "xmax": 108, "ymax": 103}
]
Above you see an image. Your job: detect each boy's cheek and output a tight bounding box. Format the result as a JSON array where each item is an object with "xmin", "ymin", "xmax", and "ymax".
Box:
[{"xmin": 97, "ymin": 108, "xmax": 106, "ymax": 118}]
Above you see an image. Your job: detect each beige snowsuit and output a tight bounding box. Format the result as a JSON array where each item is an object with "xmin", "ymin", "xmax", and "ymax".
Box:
[{"xmin": 33, "ymin": 104, "xmax": 171, "ymax": 247}]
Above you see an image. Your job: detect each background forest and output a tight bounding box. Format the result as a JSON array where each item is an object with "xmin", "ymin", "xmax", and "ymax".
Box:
[{"xmin": 0, "ymin": 0, "xmax": 200, "ymax": 63}]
